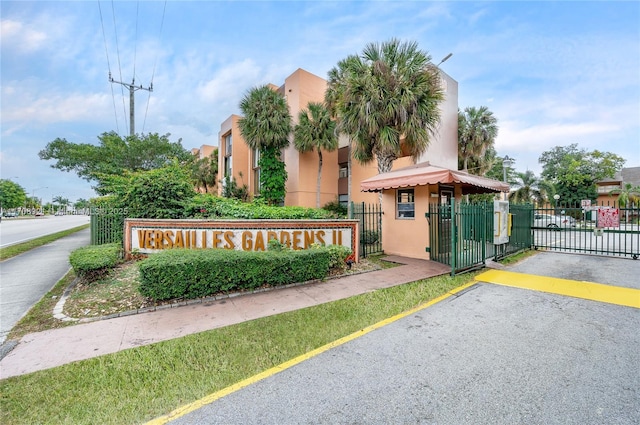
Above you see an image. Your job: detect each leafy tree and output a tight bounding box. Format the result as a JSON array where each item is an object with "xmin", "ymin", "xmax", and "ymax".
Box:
[
  {"xmin": 39, "ymin": 132, "xmax": 191, "ymax": 195},
  {"xmin": 458, "ymin": 106, "xmax": 498, "ymax": 172},
  {"xmin": 539, "ymin": 143, "xmax": 625, "ymax": 206},
  {"xmin": 238, "ymin": 85, "xmax": 292, "ymax": 205},
  {"xmin": 0, "ymin": 179, "xmax": 27, "ymax": 210},
  {"xmin": 326, "ymin": 38, "xmax": 444, "ymax": 175},
  {"xmin": 119, "ymin": 163, "xmax": 196, "ymax": 219},
  {"xmin": 189, "ymin": 149, "xmax": 219, "ymax": 193},
  {"xmin": 293, "ymin": 102, "xmax": 338, "ymax": 207}
]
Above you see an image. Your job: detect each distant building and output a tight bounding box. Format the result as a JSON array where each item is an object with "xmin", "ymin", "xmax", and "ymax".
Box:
[{"xmin": 596, "ymin": 166, "xmax": 640, "ymax": 205}]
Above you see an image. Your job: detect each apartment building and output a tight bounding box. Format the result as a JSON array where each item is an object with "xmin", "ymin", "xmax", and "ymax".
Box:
[{"xmin": 216, "ymin": 67, "xmax": 460, "ymax": 209}]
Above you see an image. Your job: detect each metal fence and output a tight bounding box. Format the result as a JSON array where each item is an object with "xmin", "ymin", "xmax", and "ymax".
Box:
[
  {"xmin": 350, "ymin": 202, "xmax": 383, "ymax": 258},
  {"xmin": 427, "ymin": 200, "xmax": 534, "ymax": 275},
  {"xmin": 532, "ymin": 201, "xmax": 639, "ymax": 259},
  {"xmin": 90, "ymin": 208, "xmax": 125, "ymax": 245}
]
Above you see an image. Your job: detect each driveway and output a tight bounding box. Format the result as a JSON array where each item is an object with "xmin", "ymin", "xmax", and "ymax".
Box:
[{"xmin": 164, "ymin": 253, "xmax": 640, "ymax": 425}]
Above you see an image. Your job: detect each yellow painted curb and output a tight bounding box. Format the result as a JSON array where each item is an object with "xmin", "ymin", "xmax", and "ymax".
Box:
[
  {"xmin": 476, "ymin": 270, "xmax": 640, "ymax": 309},
  {"xmin": 145, "ymin": 281, "xmax": 477, "ymax": 425}
]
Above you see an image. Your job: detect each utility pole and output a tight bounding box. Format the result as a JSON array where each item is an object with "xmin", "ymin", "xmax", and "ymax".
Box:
[{"xmin": 109, "ymin": 72, "xmax": 153, "ymax": 136}]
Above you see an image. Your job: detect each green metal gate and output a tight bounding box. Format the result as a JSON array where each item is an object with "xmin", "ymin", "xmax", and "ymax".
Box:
[
  {"xmin": 350, "ymin": 202, "xmax": 383, "ymax": 258},
  {"xmin": 90, "ymin": 208, "xmax": 125, "ymax": 245},
  {"xmin": 533, "ymin": 201, "xmax": 639, "ymax": 259},
  {"xmin": 427, "ymin": 200, "xmax": 533, "ymax": 275}
]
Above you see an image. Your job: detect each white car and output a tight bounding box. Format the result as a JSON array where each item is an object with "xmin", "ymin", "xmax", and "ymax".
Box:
[{"xmin": 533, "ymin": 213, "xmax": 576, "ymax": 229}]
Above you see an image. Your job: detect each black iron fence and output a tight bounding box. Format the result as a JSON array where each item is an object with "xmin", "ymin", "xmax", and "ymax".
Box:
[{"xmin": 350, "ymin": 202, "xmax": 383, "ymax": 258}]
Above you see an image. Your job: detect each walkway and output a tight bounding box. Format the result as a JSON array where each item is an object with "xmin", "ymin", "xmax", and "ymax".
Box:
[{"xmin": 0, "ymin": 256, "xmax": 450, "ymax": 379}]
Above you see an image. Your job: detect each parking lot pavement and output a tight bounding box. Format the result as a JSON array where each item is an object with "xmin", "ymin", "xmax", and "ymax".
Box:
[{"xmin": 154, "ymin": 254, "xmax": 640, "ymax": 425}]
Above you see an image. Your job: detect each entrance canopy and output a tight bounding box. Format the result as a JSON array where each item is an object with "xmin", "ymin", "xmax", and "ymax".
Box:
[{"xmin": 360, "ymin": 162, "xmax": 509, "ymax": 195}]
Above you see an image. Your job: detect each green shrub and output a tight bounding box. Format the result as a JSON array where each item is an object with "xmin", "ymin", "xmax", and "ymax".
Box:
[
  {"xmin": 322, "ymin": 199, "xmax": 348, "ymax": 218},
  {"xmin": 69, "ymin": 243, "xmax": 123, "ymax": 280},
  {"xmin": 185, "ymin": 193, "xmax": 335, "ymax": 220},
  {"xmin": 138, "ymin": 247, "xmax": 341, "ymax": 301}
]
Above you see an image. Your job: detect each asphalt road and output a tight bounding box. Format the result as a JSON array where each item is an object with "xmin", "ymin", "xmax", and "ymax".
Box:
[
  {"xmin": 0, "ymin": 215, "xmax": 90, "ymax": 247},
  {"xmin": 0, "ymin": 227, "xmax": 90, "ymax": 344},
  {"xmin": 170, "ymin": 253, "xmax": 640, "ymax": 425}
]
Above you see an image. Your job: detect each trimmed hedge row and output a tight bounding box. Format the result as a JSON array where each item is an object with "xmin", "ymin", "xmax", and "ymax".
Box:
[
  {"xmin": 138, "ymin": 246, "xmax": 349, "ymax": 301},
  {"xmin": 69, "ymin": 243, "xmax": 123, "ymax": 278}
]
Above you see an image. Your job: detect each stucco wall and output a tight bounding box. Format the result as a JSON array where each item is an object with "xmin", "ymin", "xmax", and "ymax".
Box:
[{"xmin": 380, "ymin": 185, "xmax": 432, "ymax": 260}]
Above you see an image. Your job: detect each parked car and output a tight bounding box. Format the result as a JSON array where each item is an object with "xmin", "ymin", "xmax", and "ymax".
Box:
[
  {"xmin": 2, "ymin": 211, "xmax": 19, "ymax": 218},
  {"xmin": 533, "ymin": 213, "xmax": 576, "ymax": 229}
]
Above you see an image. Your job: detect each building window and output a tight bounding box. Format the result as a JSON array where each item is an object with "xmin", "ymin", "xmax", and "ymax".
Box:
[
  {"xmin": 253, "ymin": 148, "xmax": 261, "ymax": 194},
  {"xmin": 339, "ymin": 164, "xmax": 348, "ymax": 178},
  {"xmin": 339, "ymin": 194, "xmax": 348, "ymax": 207},
  {"xmin": 397, "ymin": 189, "xmax": 415, "ymax": 219},
  {"xmin": 223, "ymin": 133, "xmax": 232, "ymax": 178}
]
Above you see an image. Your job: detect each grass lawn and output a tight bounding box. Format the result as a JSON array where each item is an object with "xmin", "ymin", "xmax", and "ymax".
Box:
[
  {"xmin": 0, "ymin": 246, "xmax": 536, "ymax": 425},
  {"xmin": 0, "ymin": 268, "xmax": 484, "ymax": 424}
]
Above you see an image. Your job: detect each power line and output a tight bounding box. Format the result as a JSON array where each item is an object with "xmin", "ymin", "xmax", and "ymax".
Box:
[
  {"xmin": 143, "ymin": 0, "xmax": 166, "ymax": 133},
  {"xmin": 98, "ymin": 1, "xmax": 120, "ymax": 134}
]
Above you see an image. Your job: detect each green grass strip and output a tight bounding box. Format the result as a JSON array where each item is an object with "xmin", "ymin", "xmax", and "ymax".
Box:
[
  {"xmin": 0, "ymin": 224, "xmax": 90, "ymax": 261},
  {"xmin": 0, "ymin": 271, "xmax": 476, "ymax": 425}
]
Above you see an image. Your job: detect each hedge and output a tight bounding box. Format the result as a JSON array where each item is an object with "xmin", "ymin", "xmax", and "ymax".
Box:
[
  {"xmin": 138, "ymin": 246, "xmax": 349, "ymax": 301},
  {"xmin": 69, "ymin": 243, "xmax": 123, "ymax": 279}
]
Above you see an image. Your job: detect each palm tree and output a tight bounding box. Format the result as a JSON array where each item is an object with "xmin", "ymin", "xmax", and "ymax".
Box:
[
  {"xmin": 458, "ymin": 106, "xmax": 498, "ymax": 172},
  {"xmin": 509, "ymin": 170, "xmax": 544, "ymax": 205},
  {"xmin": 325, "ymin": 38, "xmax": 444, "ymax": 175},
  {"xmin": 238, "ymin": 85, "xmax": 292, "ymax": 205},
  {"xmin": 293, "ymin": 102, "xmax": 338, "ymax": 208},
  {"xmin": 609, "ymin": 183, "xmax": 640, "ymax": 222}
]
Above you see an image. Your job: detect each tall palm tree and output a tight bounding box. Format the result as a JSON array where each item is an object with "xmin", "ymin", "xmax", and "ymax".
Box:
[
  {"xmin": 293, "ymin": 102, "xmax": 338, "ymax": 208},
  {"xmin": 325, "ymin": 38, "xmax": 444, "ymax": 175},
  {"xmin": 238, "ymin": 85, "xmax": 292, "ymax": 205},
  {"xmin": 458, "ymin": 106, "xmax": 498, "ymax": 172},
  {"xmin": 509, "ymin": 170, "xmax": 544, "ymax": 204}
]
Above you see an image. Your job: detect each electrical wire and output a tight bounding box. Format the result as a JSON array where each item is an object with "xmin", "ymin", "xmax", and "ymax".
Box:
[
  {"xmin": 142, "ymin": 0, "xmax": 167, "ymax": 134},
  {"xmin": 98, "ymin": 0, "xmax": 120, "ymax": 134},
  {"xmin": 111, "ymin": 0, "xmax": 128, "ymax": 136}
]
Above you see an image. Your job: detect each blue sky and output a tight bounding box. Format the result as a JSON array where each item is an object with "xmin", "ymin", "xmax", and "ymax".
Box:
[{"xmin": 1, "ymin": 1, "xmax": 639, "ymax": 204}]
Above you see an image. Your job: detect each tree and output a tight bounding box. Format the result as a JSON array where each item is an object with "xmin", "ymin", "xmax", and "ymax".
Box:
[
  {"xmin": 458, "ymin": 106, "xmax": 498, "ymax": 172},
  {"xmin": 119, "ymin": 163, "xmax": 196, "ymax": 219},
  {"xmin": 0, "ymin": 179, "xmax": 27, "ymax": 211},
  {"xmin": 609, "ymin": 183, "xmax": 640, "ymax": 208},
  {"xmin": 509, "ymin": 170, "xmax": 544, "ymax": 204},
  {"xmin": 238, "ymin": 85, "xmax": 292, "ymax": 205},
  {"xmin": 39, "ymin": 132, "xmax": 191, "ymax": 195},
  {"xmin": 293, "ymin": 102, "xmax": 338, "ymax": 208},
  {"xmin": 539, "ymin": 144, "xmax": 625, "ymax": 206},
  {"xmin": 539, "ymin": 144, "xmax": 625, "ymax": 183},
  {"xmin": 189, "ymin": 149, "xmax": 219, "ymax": 193},
  {"xmin": 325, "ymin": 38, "xmax": 444, "ymax": 175}
]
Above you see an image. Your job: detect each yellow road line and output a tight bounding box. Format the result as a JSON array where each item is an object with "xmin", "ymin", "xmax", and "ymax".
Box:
[
  {"xmin": 145, "ymin": 281, "xmax": 477, "ymax": 425},
  {"xmin": 476, "ymin": 270, "xmax": 640, "ymax": 309}
]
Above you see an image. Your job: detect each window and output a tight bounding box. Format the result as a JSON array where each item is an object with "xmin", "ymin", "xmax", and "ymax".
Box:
[
  {"xmin": 397, "ymin": 189, "xmax": 415, "ymax": 219},
  {"xmin": 253, "ymin": 148, "xmax": 261, "ymax": 194},
  {"xmin": 223, "ymin": 133, "xmax": 232, "ymax": 178},
  {"xmin": 339, "ymin": 164, "xmax": 348, "ymax": 178},
  {"xmin": 339, "ymin": 194, "xmax": 348, "ymax": 207},
  {"xmin": 597, "ymin": 184, "xmax": 620, "ymax": 194}
]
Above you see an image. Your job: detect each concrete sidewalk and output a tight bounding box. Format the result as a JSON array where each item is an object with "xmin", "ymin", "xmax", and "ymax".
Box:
[{"xmin": 0, "ymin": 256, "xmax": 450, "ymax": 379}]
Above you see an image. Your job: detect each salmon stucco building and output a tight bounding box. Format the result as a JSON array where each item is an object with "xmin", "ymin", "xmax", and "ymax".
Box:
[{"xmin": 214, "ymin": 67, "xmax": 508, "ymax": 261}]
